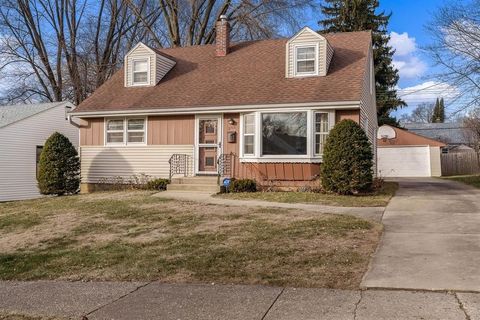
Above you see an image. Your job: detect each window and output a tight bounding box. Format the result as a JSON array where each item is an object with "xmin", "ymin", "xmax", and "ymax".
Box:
[
  {"xmin": 295, "ymin": 46, "xmax": 316, "ymax": 75},
  {"xmin": 106, "ymin": 118, "xmax": 146, "ymax": 145},
  {"xmin": 127, "ymin": 119, "xmax": 145, "ymax": 143},
  {"xmin": 106, "ymin": 119, "xmax": 124, "ymax": 144},
  {"xmin": 262, "ymin": 112, "xmax": 307, "ymax": 155},
  {"xmin": 243, "ymin": 113, "xmax": 255, "ymax": 155},
  {"xmin": 36, "ymin": 146, "xmax": 43, "ymax": 179},
  {"xmin": 314, "ymin": 113, "xmax": 329, "ymax": 155},
  {"xmin": 132, "ymin": 59, "xmax": 149, "ymax": 84}
]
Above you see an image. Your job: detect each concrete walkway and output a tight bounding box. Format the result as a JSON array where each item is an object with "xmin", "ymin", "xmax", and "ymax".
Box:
[
  {"xmin": 155, "ymin": 191, "xmax": 385, "ymax": 221},
  {"xmin": 0, "ymin": 281, "xmax": 478, "ymax": 320},
  {"xmin": 362, "ymin": 178, "xmax": 480, "ymax": 292}
]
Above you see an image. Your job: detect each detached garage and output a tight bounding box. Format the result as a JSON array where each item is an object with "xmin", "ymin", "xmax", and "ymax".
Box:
[{"xmin": 377, "ymin": 125, "xmax": 445, "ymax": 177}]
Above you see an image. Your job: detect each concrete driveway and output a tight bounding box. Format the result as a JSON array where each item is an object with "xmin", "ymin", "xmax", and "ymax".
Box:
[{"xmin": 362, "ymin": 178, "xmax": 480, "ymax": 291}]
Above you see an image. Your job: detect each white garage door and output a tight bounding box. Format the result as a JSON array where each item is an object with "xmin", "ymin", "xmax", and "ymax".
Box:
[{"xmin": 378, "ymin": 146, "xmax": 431, "ymax": 177}]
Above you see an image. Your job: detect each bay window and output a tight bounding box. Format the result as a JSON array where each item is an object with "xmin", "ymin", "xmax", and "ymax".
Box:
[
  {"xmin": 262, "ymin": 112, "xmax": 307, "ymax": 155},
  {"xmin": 240, "ymin": 109, "xmax": 335, "ymax": 161},
  {"xmin": 106, "ymin": 118, "xmax": 146, "ymax": 145}
]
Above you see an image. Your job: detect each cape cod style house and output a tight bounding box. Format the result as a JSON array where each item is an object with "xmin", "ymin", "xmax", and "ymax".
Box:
[{"xmin": 72, "ymin": 17, "xmax": 377, "ymax": 191}]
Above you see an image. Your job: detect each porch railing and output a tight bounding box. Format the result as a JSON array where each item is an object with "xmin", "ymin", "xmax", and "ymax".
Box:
[
  {"xmin": 217, "ymin": 152, "xmax": 236, "ymax": 184},
  {"xmin": 168, "ymin": 154, "xmax": 191, "ymax": 181}
]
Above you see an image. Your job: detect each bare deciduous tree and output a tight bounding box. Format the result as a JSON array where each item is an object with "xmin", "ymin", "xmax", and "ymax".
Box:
[
  {"xmin": 399, "ymin": 102, "xmax": 436, "ymax": 124},
  {"xmin": 0, "ymin": 0, "xmax": 156, "ymax": 104},
  {"xmin": 426, "ymin": 0, "xmax": 480, "ymax": 112}
]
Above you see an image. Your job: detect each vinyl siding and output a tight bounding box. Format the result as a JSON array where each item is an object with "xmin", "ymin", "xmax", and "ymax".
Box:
[
  {"xmin": 125, "ymin": 43, "xmax": 176, "ymax": 87},
  {"xmin": 156, "ymin": 54, "xmax": 176, "ymax": 83},
  {"xmin": 359, "ymin": 43, "xmax": 378, "ymax": 170},
  {"xmin": 80, "ymin": 145, "xmax": 194, "ymax": 183},
  {"xmin": 286, "ymin": 28, "xmax": 332, "ymax": 77},
  {"xmin": 80, "ymin": 118, "xmax": 104, "ymax": 146},
  {"xmin": 125, "ymin": 45, "xmax": 156, "ymax": 86},
  {"xmin": 148, "ymin": 115, "xmax": 194, "ymax": 145},
  {"xmin": 430, "ymin": 146, "xmax": 442, "ymax": 177},
  {"xmin": 0, "ymin": 105, "xmax": 78, "ymax": 201}
]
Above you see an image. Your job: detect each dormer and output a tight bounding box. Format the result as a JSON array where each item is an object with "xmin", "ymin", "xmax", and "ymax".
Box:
[
  {"xmin": 286, "ymin": 27, "xmax": 334, "ymax": 78},
  {"xmin": 124, "ymin": 42, "xmax": 176, "ymax": 87}
]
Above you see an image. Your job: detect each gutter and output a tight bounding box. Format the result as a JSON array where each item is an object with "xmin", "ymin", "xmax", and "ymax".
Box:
[{"xmin": 70, "ymin": 100, "xmax": 361, "ymax": 118}]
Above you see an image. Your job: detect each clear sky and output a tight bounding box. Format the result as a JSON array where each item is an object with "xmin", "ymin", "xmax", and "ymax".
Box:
[{"xmin": 304, "ymin": 0, "xmax": 461, "ymax": 117}]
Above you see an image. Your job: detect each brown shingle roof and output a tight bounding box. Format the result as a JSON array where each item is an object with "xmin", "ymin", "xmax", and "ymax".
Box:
[{"xmin": 74, "ymin": 31, "xmax": 371, "ymax": 113}]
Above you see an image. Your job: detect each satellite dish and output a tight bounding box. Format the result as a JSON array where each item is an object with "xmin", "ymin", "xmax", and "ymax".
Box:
[{"xmin": 377, "ymin": 125, "xmax": 396, "ymax": 140}]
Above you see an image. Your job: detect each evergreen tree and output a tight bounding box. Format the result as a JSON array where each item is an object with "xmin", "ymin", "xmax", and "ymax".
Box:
[
  {"xmin": 319, "ymin": 0, "xmax": 405, "ymax": 124},
  {"xmin": 431, "ymin": 98, "xmax": 440, "ymax": 123},
  {"xmin": 431, "ymin": 98, "xmax": 445, "ymax": 123},
  {"xmin": 37, "ymin": 132, "xmax": 80, "ymax": 195},
  {"xmin": 439, "ymin": 98, "xmax": 445, "ymax": 123}
]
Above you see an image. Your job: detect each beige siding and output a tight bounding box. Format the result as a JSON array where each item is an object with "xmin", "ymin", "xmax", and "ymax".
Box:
[
  {"xmin": 125, "ymin": 43, "xmax": 176, "ymax": 87},
  {"xmin": 430, "ymin": 146, "xmax": 442, "ymax": 177},
  {"xmin": 156, "ymin": 54, "xmax": 176, "ymax": 83},
  {"xmin": 80, "ymin": 145, "xmax": 194, "ymax": 183},
  {"xmin": 125, "ymin": 44, "xmax": 156, "ymax": 87},
  {"xmin": 0, "ymin": 104, "xmax": 78, "ymax": 201},
  {"xmin": 359, "ymin": 42, "xmax": 378, "ymax": 171},
  {"xmin": 286, "ymin": 28, "xmax": 332, "ymax": 77}
]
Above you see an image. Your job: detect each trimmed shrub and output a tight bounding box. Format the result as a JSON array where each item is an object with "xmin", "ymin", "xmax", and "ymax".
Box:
[
  {"xmin": 320, "ymin": 119, "xmax": 373, "ymax": 195},
  {"xmin": 145, "ymin": 178, "xmax": 169, "ymax": 191},
  {"xmin": 37, "ymin": 132, "xmax": 80, "ymax": 195},
  {"xmin": 229, "ymin": 178, "xmax": 257, "ymax": 193}
]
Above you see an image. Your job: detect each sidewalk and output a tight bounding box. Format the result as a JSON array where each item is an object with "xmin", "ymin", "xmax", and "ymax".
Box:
[
  {"xmin": 154, "ymin": 191, "xmax": 385, "ymax": 221},
  {"xmin": 0, "ymin": 281, "xmax": 477, "ymax": 320}
]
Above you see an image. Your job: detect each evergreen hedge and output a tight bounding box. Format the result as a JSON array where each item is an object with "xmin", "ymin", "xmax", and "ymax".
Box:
[
  {"xmin": 37, "ymin": 132, "xmax": 80, "ymax": 195},
  {"xmin": 320, "ymin": 120, "xmax": 373, "ymax": 194}
]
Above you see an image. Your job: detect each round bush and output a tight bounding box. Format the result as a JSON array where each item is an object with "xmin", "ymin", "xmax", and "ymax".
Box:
[
  {"xmin": 320, "ymin": 119, "xmax": 373, "ymax": 194},
  {"xmin": 37, "ymin": 132, "xmax": 80, "ymax": 195}
]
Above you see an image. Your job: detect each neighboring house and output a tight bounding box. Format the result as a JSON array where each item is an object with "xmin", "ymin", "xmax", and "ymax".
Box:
[
  {"xmin": 71, "ymin": 17, "xmax": 377, "ymax": 191},
  {"xmin": 404, "ymin": 122, "xmax": 475, "ymax": 153},
  {"xmin": 0, "ymin": 102, "xmax": 78, "ymax": 201},
  {"xmin": 377, "ymin": 125, "xmax": 445, "ymax": 177}
]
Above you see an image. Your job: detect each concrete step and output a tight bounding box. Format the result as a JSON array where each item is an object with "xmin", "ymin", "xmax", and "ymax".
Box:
[
  {"xmin": 167, "ymin": 183, "xmax": 221, "ymax": 193},
  {"xmin": 171, "ymin": 176, "xmax": 218, "ymax": 185}
]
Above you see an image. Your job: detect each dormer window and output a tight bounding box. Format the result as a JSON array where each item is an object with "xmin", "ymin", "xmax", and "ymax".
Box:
[
  {"xmin": 295, "ymin": 45, "xmax": 317, "ymax": 76},
  {"xmin": 132, "ymin": 58, "xmax": 149, "ymax": 85}
]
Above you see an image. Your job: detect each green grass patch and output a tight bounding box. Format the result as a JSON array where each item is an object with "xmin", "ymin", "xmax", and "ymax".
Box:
[
  {"xmin": 217, "ymin": 182, "xmax": 398, "ymax": 207},
  {"xmin": 442, "ymin": 175, "xmax": 480, "ymax": 188},
  {"xmin": 0, "ymin": 190, "xmax": 382, "ymax": 289}
]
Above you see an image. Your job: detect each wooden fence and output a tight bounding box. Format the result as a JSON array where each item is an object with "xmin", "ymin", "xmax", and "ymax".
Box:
[{"xmin": 441, "ymin": 152, "xmax": 480, "ymax": 176}]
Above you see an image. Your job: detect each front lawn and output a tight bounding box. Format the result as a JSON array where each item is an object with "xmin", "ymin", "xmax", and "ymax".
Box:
[
  {"xmin": 217, "ymin": 181, "xmax": 398, "ymax": 207},
  {"xmin": 442, "ymin": 175, "xmax": 480, "ymax": 188},
  {"xmin": 0, "ymin": 191, "xmax": 381, "ymax": 289}
]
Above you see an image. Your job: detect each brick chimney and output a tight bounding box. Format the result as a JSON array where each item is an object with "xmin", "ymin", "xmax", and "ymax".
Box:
[{"xmin": 215, "ymin": 15, "xmax": 230, "ymax": 57}]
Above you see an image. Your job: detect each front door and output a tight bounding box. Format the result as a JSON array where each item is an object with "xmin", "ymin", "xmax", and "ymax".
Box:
[{"xmin": 196, "ymin": 116, "xmax": 221, "ymax": 174}]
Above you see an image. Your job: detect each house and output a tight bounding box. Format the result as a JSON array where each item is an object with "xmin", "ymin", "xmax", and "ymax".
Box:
[
  {"xmin": 71, "ymin": 17, "xmax": 377, "ymax": 191},
  {"xmin": 377, "ymin": 125, "xmax": 445, "ymax": 177},
  {"xmin": 404, "ymin": 122, "xmax": 475, "ymax": 153},
  {"xmin": 0, "ymin": 102, "xmax": 78, "ymax": 201}
]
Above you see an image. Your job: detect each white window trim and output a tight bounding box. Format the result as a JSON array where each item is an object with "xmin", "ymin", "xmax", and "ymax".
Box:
[
  {"xmin": 242, "ymin": 113, "xmax": 255, "ymax": 156},
  {"xmin": 105, "ymin": 117, "xmax": 147, "ymax": 146},
  {"xmin": 131, "ymin": 57, "xmax": 151, "ymax": 86},
  {"xmin": 239, "ymin": 109, "xmax": 335, "ymax": 163},
  {"xmin": 294, "ymin": 43, "xmax": 319, "ymax": 77},
  {"xmin": 314, "ymin": 111, "xmax": 330, "ymax": 156}
]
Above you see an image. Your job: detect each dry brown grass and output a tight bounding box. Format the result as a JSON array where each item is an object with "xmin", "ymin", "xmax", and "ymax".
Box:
[{"xmin": 0, "ymin": 191, "xmax": 382, "ymax": 289}]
